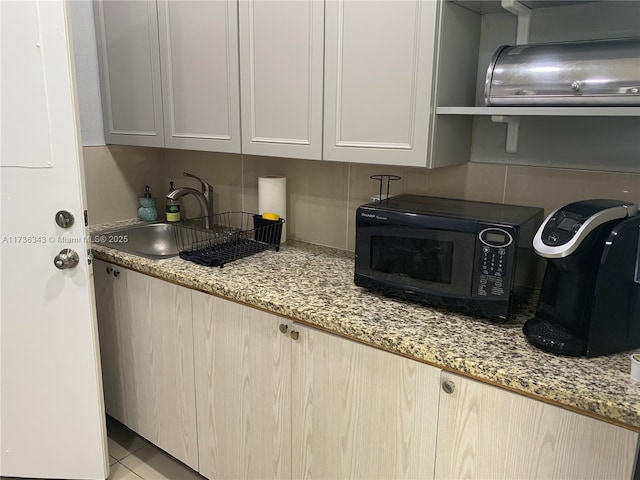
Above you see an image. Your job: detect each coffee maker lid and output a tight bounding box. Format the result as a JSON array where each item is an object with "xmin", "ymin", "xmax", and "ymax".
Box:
[{"xmin": 533, "ymin": 199, "xmax": 637, "ymax": 258}]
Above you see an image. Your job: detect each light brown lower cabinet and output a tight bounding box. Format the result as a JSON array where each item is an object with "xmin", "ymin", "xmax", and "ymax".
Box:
[
  {"xmin": 192, "ymin": 291, "xmax": 293, "ymax": 479},
  {"xmin": 96, "ymin": 264, "xmax": 639, "ymax": 480},
  {"xmin": 191, "ymin": 291, "xmax": 440, "ymax": 479},
  {"xmin": 435, "ymin": 371, "xmax": 639, "ymax": 480},
  {"xmin": 290, "ymin": 322, "xmax": 441, "ymax": 479},
  {"xmin": 93, "ymin": 260, "xmax": 198, "ymax": 470}
]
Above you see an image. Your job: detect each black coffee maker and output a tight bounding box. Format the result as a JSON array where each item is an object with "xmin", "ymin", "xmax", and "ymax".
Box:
[{"xmin": 523, "ymin": 199, "xmax": 640, "ymax": 357}]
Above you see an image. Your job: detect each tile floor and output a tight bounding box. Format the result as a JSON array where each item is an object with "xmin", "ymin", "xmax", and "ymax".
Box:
[
  {"xmin": 0, "ymin": 416, "xmax": 205, "ymax": 480},
  {"xmin": 105, "ymin": 416, "xmax": 206, "ymax": 480}
]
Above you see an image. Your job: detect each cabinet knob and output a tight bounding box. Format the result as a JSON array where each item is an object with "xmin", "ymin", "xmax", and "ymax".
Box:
[
  {"xmin": 290, "ymin": 330, "xmax": 300, "ymax": 341},
  {"xmin": 442, "ymin": 380, "xmax": 455, "ymax": 395},
  {"xmin": 279, "ymin": 324, "xmax": 288, "ymax": 334},
  {"xmin": 113, "ymin": 270, "xmax": 120, "ymax": 278},
  {"xmin": 106, "ymin": 267, "xmax": 113, "ymax": 275}
]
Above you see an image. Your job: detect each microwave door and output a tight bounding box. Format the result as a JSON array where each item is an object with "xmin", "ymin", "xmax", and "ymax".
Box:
[
  {"xmin": 371, "ymin": 236, "xmax": 453, "ymax": 284},
  {"xmin": 359, "ymin": 228, "xmax": 476, "ymax": 297}
]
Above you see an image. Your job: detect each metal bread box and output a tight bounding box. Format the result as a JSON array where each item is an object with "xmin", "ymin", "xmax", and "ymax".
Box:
[{"xmin": 484, "ymin": 38, "xmax": 640, "ymax": 106}]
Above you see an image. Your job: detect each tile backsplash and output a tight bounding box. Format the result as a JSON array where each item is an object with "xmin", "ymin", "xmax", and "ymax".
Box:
[
  {"xmin": 83, "ymin": 145, "xmax": 640, "ymax": 252},
  {"xmin": 83, "ymin": 146, "xmax": 163, "ymax": 224}
]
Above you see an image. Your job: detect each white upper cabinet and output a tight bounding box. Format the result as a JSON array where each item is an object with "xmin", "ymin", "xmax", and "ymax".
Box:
[
  {"xmin": 323, "ymin": 0, "xmax": 446, "ymax": 167},
  {"xmin": 92, "ymin": 0, "xmax": 468, "ymax": 166},
  {"xmin": 94, "ymin": 0, "xmax": 241, "ymax": 153},
  {"xmin": 94, "ymin": 0, "xmax": 165, "ymax": 148},
  {"xmin": 238, "ymin": 0, "xmax": 324, "ymax": 159},
  {"xmin": 157, "ymin": 0, "xmax": 241, "ymax": 153}
]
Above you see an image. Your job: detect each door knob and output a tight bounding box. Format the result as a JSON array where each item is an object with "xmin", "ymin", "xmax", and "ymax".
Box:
[{"xmin": 54, "ymin": 249, "xmax": 79, "ymax": 270}]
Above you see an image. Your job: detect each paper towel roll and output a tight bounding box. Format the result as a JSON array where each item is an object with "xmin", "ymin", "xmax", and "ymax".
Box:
[{"xmin": 258, "ymin": 176, "xmax": 287, "ymax": 243}]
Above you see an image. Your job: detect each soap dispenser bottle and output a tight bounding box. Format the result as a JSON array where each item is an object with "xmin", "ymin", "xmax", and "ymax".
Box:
[
  {"xmin": 138, "ymin": 185, "xmax": 158, "ymax": 222},
  {"xmin": 166, "ymin": 181, "xmax": 181, "ymax": 222}
]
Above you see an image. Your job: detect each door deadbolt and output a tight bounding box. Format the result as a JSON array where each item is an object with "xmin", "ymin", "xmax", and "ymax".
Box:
[
  {"xmin": 54, "ymin": 249, "xmax": 79, "ymax": 270},
  {"xmin": 55, "ymin": 210, "xmax": 75, "ymax": 229}
]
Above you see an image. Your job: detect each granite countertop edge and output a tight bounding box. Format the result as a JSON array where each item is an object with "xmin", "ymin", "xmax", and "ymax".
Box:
[{"xmin": 90, "ymin": 220, "xmax": 640, "ymax": 432}]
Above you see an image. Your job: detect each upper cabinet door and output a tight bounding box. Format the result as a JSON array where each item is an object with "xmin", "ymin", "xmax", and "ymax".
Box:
[
  {"xmin": 94, "ymin": 0, "xmax": 165, "ymax": 148},
  {"xmin": 157, "ymin": 0, "xmax": 241, "ymax": 153},
  {"xmin": 323, "ymin": 0, "xmax": 438, "ymax": 167},
  {"xmin": 238, "ymin": 0, "xmax": 324, "ymax": 160}
]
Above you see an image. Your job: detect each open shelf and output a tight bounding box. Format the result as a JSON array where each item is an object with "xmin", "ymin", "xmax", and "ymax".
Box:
[
  {"xmin": 436, "ymin": 106, "xmax": 640, "ymax": 117},
  {"xmin": 434, "ymin": 0, "xmax": 640, "ymax": 158},
  {"xmin": 451, "ymin": 0, "xmax": 595, "ymax": 15}
]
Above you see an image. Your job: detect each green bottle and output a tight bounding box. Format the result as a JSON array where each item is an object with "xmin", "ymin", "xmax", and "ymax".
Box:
[{"xmin": 166, "ymin": 181, "xmax": 181, "ymax": 222}]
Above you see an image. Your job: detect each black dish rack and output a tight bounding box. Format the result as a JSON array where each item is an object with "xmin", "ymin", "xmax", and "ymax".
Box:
[{"xmin": 175, "ymin": 212, "xmax": 284, "ymax": 267}]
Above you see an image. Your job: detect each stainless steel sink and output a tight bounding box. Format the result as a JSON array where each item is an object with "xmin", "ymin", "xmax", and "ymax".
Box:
[{"xmin": 93, "ymin": 222, "xmax": 181, "ymax": 259}]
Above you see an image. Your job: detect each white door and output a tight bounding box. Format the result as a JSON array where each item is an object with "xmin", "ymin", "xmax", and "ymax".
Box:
[{"xmin": 0, "ymin": 1, "xmax": 108, "ymax": 479}]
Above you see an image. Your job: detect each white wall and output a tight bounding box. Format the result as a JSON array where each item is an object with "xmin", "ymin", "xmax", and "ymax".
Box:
[{"xmin": 69, "ymin": 0, "xmax": 105, "ymax": 146}]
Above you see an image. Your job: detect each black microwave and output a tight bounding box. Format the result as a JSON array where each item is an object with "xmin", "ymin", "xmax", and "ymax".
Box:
[{"xmin": 354, "ymin": 195, "xmax": 544, "ymax": 321}]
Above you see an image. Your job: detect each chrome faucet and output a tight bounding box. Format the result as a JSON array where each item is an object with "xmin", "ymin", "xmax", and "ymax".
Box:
[
  {"xmin": 166, "ymin": 187, "xmax": 211, "ymax": 229},
  {"xmin": 183, "ymin": 172, "xmax": 214, "ymax": 219}
]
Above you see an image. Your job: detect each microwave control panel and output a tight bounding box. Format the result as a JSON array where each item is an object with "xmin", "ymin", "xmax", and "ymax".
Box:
[{"xmin": 474, "ymin": 226, "xmax": 515, "ymax": 299}]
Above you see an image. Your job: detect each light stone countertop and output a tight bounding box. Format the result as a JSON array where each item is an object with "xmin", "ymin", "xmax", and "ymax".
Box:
[{"xmin": 91, "ymin": 219, "xmax": 640, "ymax": 432}]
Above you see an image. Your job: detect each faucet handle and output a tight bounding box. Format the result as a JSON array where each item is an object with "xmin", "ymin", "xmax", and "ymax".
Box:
[{"xmin": 183, "ymin": 172, "xmax": 213, "ymax": 193}]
